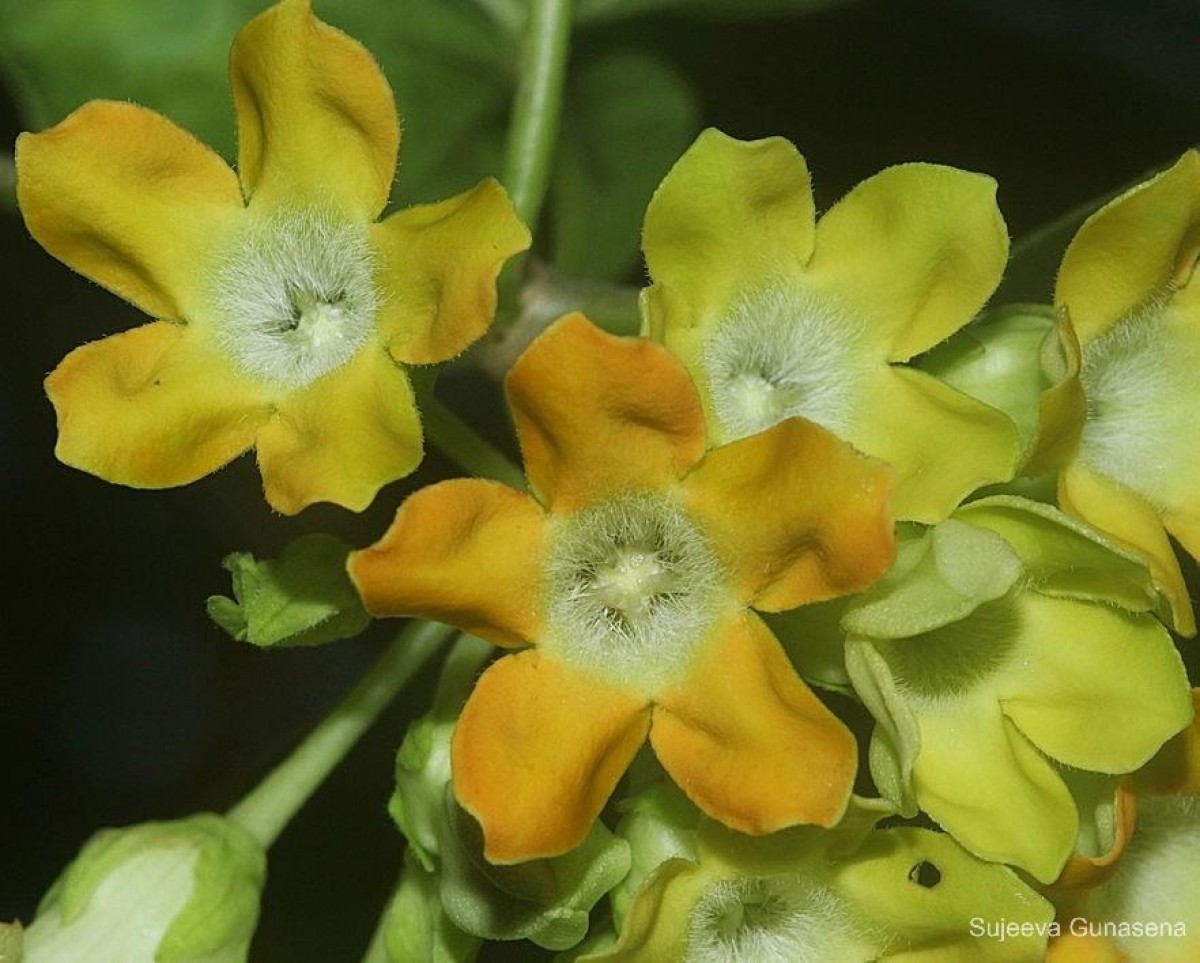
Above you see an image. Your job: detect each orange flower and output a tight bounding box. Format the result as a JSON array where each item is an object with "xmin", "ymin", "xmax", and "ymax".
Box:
[{"xmin": 349, "ymin": 314, "xmax": 895, "ymax": 863}]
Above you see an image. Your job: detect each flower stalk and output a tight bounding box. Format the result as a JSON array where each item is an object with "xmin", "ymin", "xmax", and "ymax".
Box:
[{"xmin": 226, "ymin": 619, "xmax": 454, "ymax": 848}]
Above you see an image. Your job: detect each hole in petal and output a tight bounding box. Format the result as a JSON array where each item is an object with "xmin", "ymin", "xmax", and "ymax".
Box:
[{"xmin": 907, "ymin": 860, "xmax": 942, "ymax": 888}]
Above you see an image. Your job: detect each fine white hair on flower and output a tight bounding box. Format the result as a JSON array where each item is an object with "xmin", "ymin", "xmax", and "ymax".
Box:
[
  {"xmin": 684, "ymin": 875, "xmax": 867, "ymax": 963},
  {"xmin": 209, "ymin": 205, "xmax": 378, "ymax": 390},
  {"xmin": 542, "ymin": 493, "xmax": 725, "ymax": 693},
  {"xmin": 701, "ymin": 281, "xmax": 869, "ymax": 444},
  {"xmin": 1077, "ymin": 299, "xmax": 1200, "ymax": 510}
]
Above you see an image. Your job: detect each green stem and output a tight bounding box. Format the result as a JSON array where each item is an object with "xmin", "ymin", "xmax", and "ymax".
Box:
[
  {"xmin": 226, "ymin": 620, "xmax": 453, "ymax": 847},
  {"xmin": 502, "ymin": 0, "xmax": 573, "ymax": 228},
  {"xmin": 421, "ymin": 394, "xmax": 527, "ymax": 490}
]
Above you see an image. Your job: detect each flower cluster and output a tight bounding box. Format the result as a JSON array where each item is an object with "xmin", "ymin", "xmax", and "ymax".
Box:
[{"xmin": 11, "ymin": 0, "xmax": 1199, "ymax": 960}]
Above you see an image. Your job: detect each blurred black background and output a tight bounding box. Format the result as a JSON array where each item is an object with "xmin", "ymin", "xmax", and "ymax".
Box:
[{"xmin": 4, "ymin": 0, "xmax": 1200, "ymax": 959}]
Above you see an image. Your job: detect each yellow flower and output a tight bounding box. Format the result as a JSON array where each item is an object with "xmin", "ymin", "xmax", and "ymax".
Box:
[
  {"xmin": 641, "ymin": 128, "xmax": 1020, "ymax": 522},
  {"xmin": 1039, "ymin": 150, "xmax": 1200, "ymax": 634},
  {"xmin": 16, "ymin": 0, "xmax": 529, "ymax": 514},
  {"xmin": 349, "ymin": 314, "xmax": 895, "ymax": 864}
]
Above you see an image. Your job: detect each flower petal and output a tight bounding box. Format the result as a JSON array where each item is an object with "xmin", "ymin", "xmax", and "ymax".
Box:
[
  {"xmin": 507, "ymin": 315, "xmax": 706, "ymax": 511},
  {"xmin": 230, "ymin": 0, "xmax": 398, "ymax": 216},
  {"xmin": 16, "ymin": 101, "xmax": 243, "ymax": 322},
  {"xmin": 1052, "ymin": 779, "xmax": 1136, "ymax": 892},
  {"xmin": 255, "ymin": 346, "xmax": 422, "ymax": 514},
  {"xmin": 650, "ymin": 613, "xmax": 856, "ymax": 833},
  {"xmin": 848, "ymin": 366, "xmax": 1020, "ymax": 522},
  {"xmin": 451, "ymin": 650, "xmax": 651, "ymax": 863},
  {"xmin": 642, "ymin": 128, "xmax": 816, "ymax": 343},
  {"xmin": 45, "ymin": 322, "xmax": 269, "ymax": 487},
  {"xmin": 913, "ymin": 703, "xmax": 1077, "ymax": 884},
  {"xmin": 1137, "ymin": 689, "xmax": 1200, "ymax": 797},
  {"xmin": 997, "ymin": 594, "xmax": 1191, "ymax": 774},
  {"xmin": 679, "ymin": 417, "xmax": 893, "ymax": 611},
  {"xmin": 1056, "ymin": 150, "xmax": 1200, "ymax": 344},
  {"xmin": 372, "ymin": 178, "xmax": 530, "ymax": 365},
  {"xmin": 807, "ymin": 163, "xmax": 1008, "ymax": 363},
  {"xmin": 348, "ymin": 478, "xmax": 546, "ymax": 647},
  {"xmin": 1058, "ymin": 463, "xmax": 1195, "ymax": 636},
  {"xmin": 1024, "ymin": 311, "xmax": 1085, "ymax": 476}
]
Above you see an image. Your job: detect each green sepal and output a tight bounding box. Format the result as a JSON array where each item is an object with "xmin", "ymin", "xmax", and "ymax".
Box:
[
  {"xmin": 955, "ymin": 495, "xmax": 1164, "ymax": 613},
  {"xmin": 377, "ymin": 850, "xmax": 480, "ymax": 963},
  {"xmin": 438, "ymin": 792, "xmax": 632, "ymax": 951},
  {"xmin": 841, "ymin": 520, "xmax": 1021, "ymax": 639},
  {"xmin": 206, "ymin": 534, "xmax": 371, "ymax": 649},
  {"xmin": 32, "ymin": 813, "xmax": 264, "ymax": 962},
  {"xmin": 610, "ymin": 781, "xmax": 700, "ymax": 929},
  {"xmin": 914, "ymin": 304, "xmax": 1056, "ymax": 460},
  {"xmin": 390, "ymin": 635, "xmax": 493, "ymax": 870}
]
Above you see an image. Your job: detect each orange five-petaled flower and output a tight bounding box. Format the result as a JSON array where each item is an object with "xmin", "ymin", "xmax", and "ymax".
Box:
[{"xmin": 349, "ymin": 314, "xmax": 895, "ymax": 863}]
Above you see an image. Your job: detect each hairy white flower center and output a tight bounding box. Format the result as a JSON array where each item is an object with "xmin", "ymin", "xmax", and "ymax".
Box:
[
  {"xmin": 209, "ymin": 206, "xmax": 378, "ymax": 389},
  {"xmin": 1078, "ymin": 300, "xmax": 1200, "ymax": 509},
  {"xmin": 685, "ymin": 876, "xmax": 866, "ymax": 963},
  {"xmin": 701, "ymin": 282, "xmax": 869, "ymax": 443},
  {"xmin": 542, "ymin": 493, "xmax": 725, "ymax": 693}
]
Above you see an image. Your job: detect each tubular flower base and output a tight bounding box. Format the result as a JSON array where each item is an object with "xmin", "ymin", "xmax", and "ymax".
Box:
[
  {"xmin": 16, "ymin": 0, "xmax": 529, "ymax": 514},
  {"xmin": 640, "ymin": 127, "xmax": 1020, "ymax": 523},
  {"xmin": 350, "ymin": 313, "xmax": 896, "ymax": 863},
  {"xmin": 1037, "ymin": 149, "xmax": 1200, "ymax": 634}
]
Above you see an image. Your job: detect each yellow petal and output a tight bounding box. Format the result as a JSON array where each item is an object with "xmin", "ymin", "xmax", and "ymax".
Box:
[
  {"xmin": 255, "ymin": 346, "xmax": 422, "ymax": 514},
  {"xmin": 807, "ymin": 163, "xmax": 1008, "ymax": 362},
  {"xmin": 451, "ymin": 650, "xmax": 651, "ymax": 863},
  {"xmin": 372, "ymin": 178, "xmax": 530, "ymax": 364},
  {"xmin": 849, "ymin": 366, "xmax": 1020, "ymax": 523},
  {"xmin": 1046, "ymin": 933, "xmax": 1128, "ymax": 963},
  {"xmin": 16, "ymin": 101, "xmax": 243, "ymax": 322},
  {"xmin": 348, "ymin": 478, "xmax": 546, "ymax": 647},
  {"xmin": 1024, "ymin": 309, "xmax": 1085, "ymax": 476},
  {"xmin": 506, "ymin": 314, "xmax": 706, "ymax": 512},
  {"xmin": 1056, "ymin": 150, "xmax": 1200, "ymax": 344},
  {"xmin": 45, "ymin": 321, "xmax": 268, "ymax": 488},
  {"xmin": 230, "ymin": 0, "xmax": 398, "ymax": 216},
  {"xmin": 1058, "ymin": 463, "xmax": 1195, "ymax": 636},
  {"xmin": 650, "ymin": 612, "xmax": 856, "ymax": 833},
  {"xmin": 680, "ymin": 417, "xmax": 894, "ymax": 611},
  {"xmin": 642, "ymin": 128, "xmax": 816, "ymax": 340}
]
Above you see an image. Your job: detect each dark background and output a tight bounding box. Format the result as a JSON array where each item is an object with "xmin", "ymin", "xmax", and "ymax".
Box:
[{"xmin": 4, "ymin": 0, "xmax": 1200, "ymax": 959}]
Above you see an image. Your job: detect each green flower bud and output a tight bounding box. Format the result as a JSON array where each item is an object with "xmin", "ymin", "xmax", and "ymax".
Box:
[
  {"xmin": 0, "ymin": 922, "xmax": 23, "ymax": 962},
  {"xmin": 23, "ymin": 813, "xmax": 265, "ymax": 963},
  {"xmin": 611, "ymin": 782, "xmax": 700, "ymax": 930}
]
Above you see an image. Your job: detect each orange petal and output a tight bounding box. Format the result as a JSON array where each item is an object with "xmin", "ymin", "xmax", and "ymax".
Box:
[
  {"xmin": 1046, "ymin": 933, "xmax": 1128, "ymax": 963},
  {"xmin": 506, "ymin": 314, "xmax": 706, "ymax": 512},
  {"xmin": 1058, "ymin": 462, "xmax": 1195, "ymax": 636},
  {"xmin": 16, "ymin": 101, "xmax": 243, "ymax": 322},
  {"xmin": 230, "ymin": 0, "xmax": 398, "ymax": 217},
  {"xmin": 45, "ymin": 321, "xmax": 269, "ymax": 488},
  {"xmin": 1056, "ymin": 150, "xmax": 1200, "ymax": 344},
  {"xmin": 650, "ymin": 612, "xmax": 856, "ymax": 833},
  {"xmin": 372, "ymin": 178, "xmax": 530, "ymax": 364},
  {"xmin": 680, "ymin": 417, "xmax": 894, "ymax": 611},
  {"xmin": 348, "ymin": 478, "xmax": 546, "ymax": 647},
  {"xmin": 255, "ymin": 346, "xmax": 422, "ymax": 514},
  {"xmin": 451, "ymin": 650, "xmax": 652, "ymax": 863}
]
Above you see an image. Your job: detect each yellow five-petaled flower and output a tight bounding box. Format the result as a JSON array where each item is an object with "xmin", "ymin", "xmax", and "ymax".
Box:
[
  {"xmin": 350, "ymin": 314, "xmax": 896, "ymax": 864},
  {"xmin": 16, "ymin": 0, "xmax": 529, "ymax": 514}
]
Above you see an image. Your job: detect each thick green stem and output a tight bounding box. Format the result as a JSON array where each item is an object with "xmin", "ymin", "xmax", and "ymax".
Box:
[
  {"xmin": 502, "ymin": 0, "xmax": 573, "ymax": 229},
  {"xmin": 226, "ymin": 620, "xmax": 453, "ymax": 848},
  {"xmin": 421, "ymin": 394, "xmax": 527, "ymax": 490}
]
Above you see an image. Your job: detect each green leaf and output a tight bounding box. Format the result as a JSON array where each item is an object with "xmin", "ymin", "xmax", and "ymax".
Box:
[
  {"xmin": 439, "ymin": 793, "xmax": 631, "ymax": 951},
  {"xmin": 552, "ymin": 49, "xmax": 699, "ymax": 280},
  {"xmin": 206, "ymin": 534, "xmax": 371, "ymax": 649}
]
